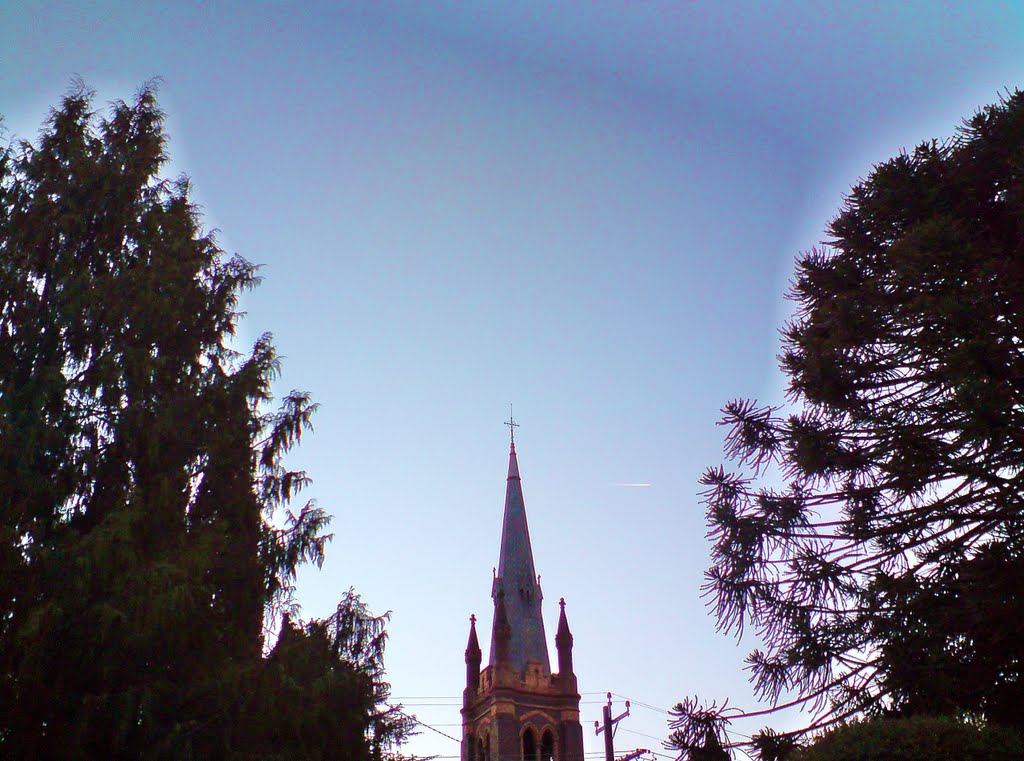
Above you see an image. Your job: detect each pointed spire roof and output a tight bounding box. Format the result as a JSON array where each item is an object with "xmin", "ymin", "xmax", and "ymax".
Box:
[
  {"xmin": 466, "ymin": 614, "xmax": 481, "ymax": 658},
  {"xmin": 556, "ymin": 598, "xmax": 572, "ymax": 644},
  {"xmin": 496, "ymin": 438, "xmax": 532, "ymax": 581},
  {"xmin": 490, "ymin": 427, "xmax": 550, "ymax": 673}
]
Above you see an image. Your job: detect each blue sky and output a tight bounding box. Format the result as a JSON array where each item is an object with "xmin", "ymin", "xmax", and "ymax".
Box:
[{"xmin": 3, "ymin": 2, "xmax": 1023, "ymax": 758}]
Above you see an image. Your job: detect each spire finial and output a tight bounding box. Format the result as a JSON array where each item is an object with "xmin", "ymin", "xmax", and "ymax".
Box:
[{"xmin": 505, "ymin": 406, "xmax": 519, "ymax": 445}]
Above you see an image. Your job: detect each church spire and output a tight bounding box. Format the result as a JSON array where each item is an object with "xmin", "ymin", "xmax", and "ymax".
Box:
[
  {"xmin": 490, "ymin": 420, "xmax": 550, "ymax": 673},
  {"xmin": 465, "ymin": 614, "xmax": 482, "ymax": 693},
  {"xmin": 555, "ymin": 597, "xmax": 575, "ymax": 677},
  {"xmin": 461, "ymin": 422, "xmax": 585, "ymax": 761}
]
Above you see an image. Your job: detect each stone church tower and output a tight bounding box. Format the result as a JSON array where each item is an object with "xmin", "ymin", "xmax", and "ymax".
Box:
[{"xmin": 461, "ymin": 434, "xmax": 584, "ymax": 761}]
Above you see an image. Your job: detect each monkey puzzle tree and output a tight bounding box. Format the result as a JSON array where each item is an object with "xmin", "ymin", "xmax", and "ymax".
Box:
[
  {"xmin": 0, "ymin": 83, "xmax": 410, "ymax": 760},
  {"xmin": 669, "ymin": 90, "xmax": 1024, "ymax": 760}
]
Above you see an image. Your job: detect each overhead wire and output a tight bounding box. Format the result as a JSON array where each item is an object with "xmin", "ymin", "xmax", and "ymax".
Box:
[
  {"xmin": 610, "ymin": 693, "xmax": 672, "ymax": 715},
  {"xmin": 620, "ymin": 728, "xmax": 666, "ymax": 743},
  {"xmin": 394, "ymin": 691, "xmax": 751, "ymax": 758},
  {"xmin": 391, "ymin": 705, "xmax": 461, "ymax": 744}
]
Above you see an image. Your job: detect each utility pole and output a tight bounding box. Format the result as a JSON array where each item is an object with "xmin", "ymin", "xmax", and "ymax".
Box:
[{"xmin": 594, "ymin": 693, "xmax": 630, "ymax": 761}]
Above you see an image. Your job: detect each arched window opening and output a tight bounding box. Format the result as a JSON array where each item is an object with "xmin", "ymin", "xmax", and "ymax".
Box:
[
  {"xmin": 467, "ymin": 733, "xmax": 476, "ymax": 761},
  {"xmin": 541, "ymin": 730, "xmax": 555, "ymax": 761},
  {"xmin": 523, "ymin": 728, "xmax": 537, "ymax": 761}
]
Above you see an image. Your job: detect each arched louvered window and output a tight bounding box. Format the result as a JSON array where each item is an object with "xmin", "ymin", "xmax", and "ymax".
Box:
[
  {"xmin": 540, "ymin": 729, "xmax": 555, "ymax": 761},
  {"xmin": 523, "ymin": 727, "xmax": 537, "ymax": 761}
]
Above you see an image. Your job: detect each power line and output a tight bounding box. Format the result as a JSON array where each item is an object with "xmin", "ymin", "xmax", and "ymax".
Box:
[
  {"xmin": 395, "ymin": 691, "xmax": 678, "ymax": 755},
  {"xmin": 620, "ymin": 728, "xmax": 666, "ymax": 743},
  {"xmin": 393, "ymin": 693, "xmax": 611, "ymax": 700},
  {"xmin": 392, "ymin": 696, "xmax": 464, "ymax": 700},
  {"xmin": 400, "ymin": 702, "xmax": 463, "ymax": 707},
  {"xmin": 397, "ymin": 699, "xmax": 616, "ymax": 707},
  {"xmin": 611, "ymin": 693, "xmax": 671, "ymax": 715},
  {"xmin": 391, "ymin": 706, "xmax": 461, "ymax": 744}
]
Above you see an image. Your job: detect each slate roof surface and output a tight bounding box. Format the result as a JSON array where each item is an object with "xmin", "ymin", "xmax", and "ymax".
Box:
[{"xmin": 489, "ymin": 441, "xmax": 551, "ymax": 674}]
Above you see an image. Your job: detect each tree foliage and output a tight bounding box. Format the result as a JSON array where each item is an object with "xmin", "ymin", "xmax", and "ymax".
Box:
[
  {"xmin": 794, "ymin": 716, "xmax": 1024, "ymax": 761},
  {"xmin": 669, "ymin": 90, "xmax": 1024, "ymax": 759},
  {"xmin": 0, "ymin": 82, "xmax": 411, "ymax": 759}
]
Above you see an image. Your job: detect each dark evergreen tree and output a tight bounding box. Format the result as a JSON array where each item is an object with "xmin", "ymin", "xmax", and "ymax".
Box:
[
  {"xmin": 669, "ymin": 90, "xmax": 1024, "ymax": 759},
  {"xmin": 0, "ymin": 82, "xmax": 411, "ymax": 760},
  {"xmin": 794, "ymin": 716, "xmax": 1024, "ymax": 761}
]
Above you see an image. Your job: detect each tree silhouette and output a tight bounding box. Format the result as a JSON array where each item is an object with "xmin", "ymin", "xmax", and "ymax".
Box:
[
  {"xmin": 671, "ymin": 90, "xmax": 1024, "ymax": 759},
  {"xmin": 0, "ymin": 82, "xmax": 411, "ymax": 760}
]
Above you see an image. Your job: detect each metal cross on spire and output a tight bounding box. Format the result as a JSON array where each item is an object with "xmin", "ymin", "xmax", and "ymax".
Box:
[{"xmin": 505, "ymin": 406, "xmax": 519, "ymax": 443}]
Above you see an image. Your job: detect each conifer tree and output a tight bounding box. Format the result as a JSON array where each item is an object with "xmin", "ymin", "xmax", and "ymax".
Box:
[
  {"xmin": 670, "ymin": 90, "xmax": 1024, "ymax": 759},
  {"xmin": 0, "ymin": 82, "xmax": 410, "ymax": 760},
  {"xmin": 794, "ymin": 716, "xmax": 1023, "ymax": 761}
]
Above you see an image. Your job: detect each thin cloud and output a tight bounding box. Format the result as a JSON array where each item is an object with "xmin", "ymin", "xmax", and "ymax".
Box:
[{"xmin": 613, "ymin": 482, "xmax": 652, "ymax": 488}]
